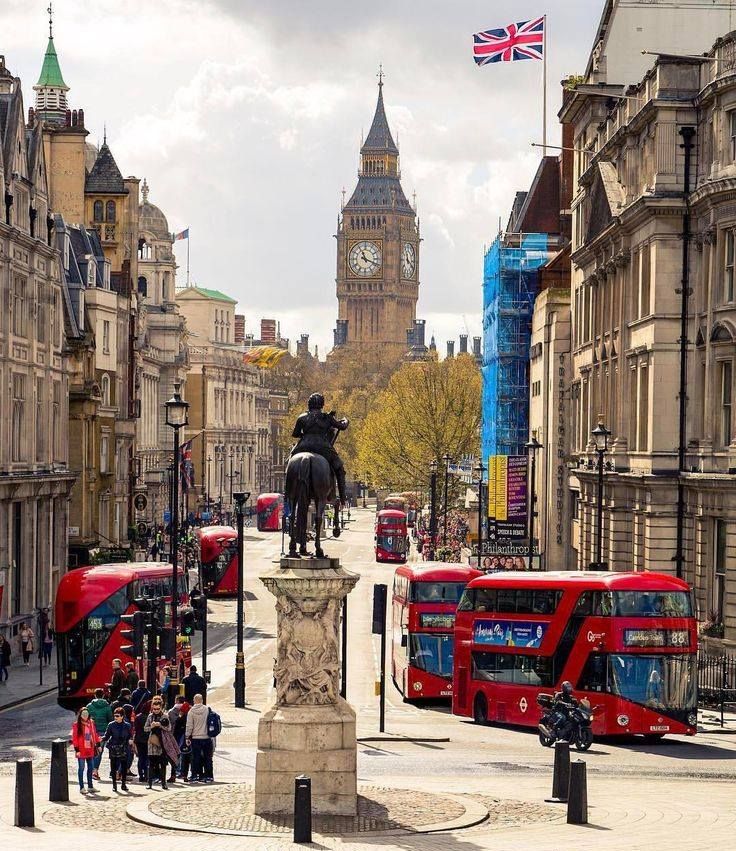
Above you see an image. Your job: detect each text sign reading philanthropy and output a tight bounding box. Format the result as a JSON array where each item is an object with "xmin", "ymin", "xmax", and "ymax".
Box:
[
  {"xmin": 473, "ymin": 619, "xmax": 548, "ymax": 648},
  {"xmin": 420, "ymin": 613, "xmax": 456, "ymax": 629}
]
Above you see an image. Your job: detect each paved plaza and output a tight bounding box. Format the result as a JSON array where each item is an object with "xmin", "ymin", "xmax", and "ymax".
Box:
[{"xmin": 1, "ymin": 510, "xmax": 735, "ymax": 850}]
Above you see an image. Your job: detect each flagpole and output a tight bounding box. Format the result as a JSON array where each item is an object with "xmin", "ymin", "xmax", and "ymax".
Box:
[
  {"xmin": 186, "ymin": 231, "xmax": 190, "ymax": 287},
  {"xmin": 542, "ymin": 15, "xmax": 547, "ymax": 156}
]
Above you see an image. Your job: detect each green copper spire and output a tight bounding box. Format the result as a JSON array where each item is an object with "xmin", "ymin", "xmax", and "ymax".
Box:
[{"xmin": 36, "ymin": 37, "xmax": 67, "ymax": 89}]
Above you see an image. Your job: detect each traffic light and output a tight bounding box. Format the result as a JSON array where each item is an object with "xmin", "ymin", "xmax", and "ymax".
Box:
[
  {"xmin": 179, "ymin": 606, "xmax": 196, "ymax": 637},
  {"xmin": 159, "ymin": 627, "xmax": 176, "ymax": 660},
  {"xmin": 190, "ymin": 590, "xmax": 207, "ymax": 631},
  {"xmin": 120, "ymin": 610, "xmax": 146, "ymax": 658}
]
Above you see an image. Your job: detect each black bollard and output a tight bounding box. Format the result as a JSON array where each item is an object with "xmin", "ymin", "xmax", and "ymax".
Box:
[
  {"xmin": 49, "ymin": 738, "xmax": 69, "ymax": 802},
  {"xmin": 545, "ymin": 740, "xmax": 570, "ymax": 803},
  {"xmin": 293, "ymin": 774, "xmax": 312, "ymax": 843},
  {"xmin": 567, "ymin": 760, "xmax": 588, "ymax": 824},
  {"xmin": 15, "ymin": 758, "xmax": 34, "ymax": 827}
]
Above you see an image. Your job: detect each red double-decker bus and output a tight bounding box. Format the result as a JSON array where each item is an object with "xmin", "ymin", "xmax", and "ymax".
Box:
[
  {"xmin": 375, "ymin": 509, "xmax": 408, "ymax": 563},
  {"xmin": 55, "ymin": 562, "xmax": 189, "ymax": 710},
  {"xmin": 196, "ymin": 525, "xmax": 238, "ymax": 596},
  {"xmin": 392, "ymin": 563, "xmax": 482, "ymax": 700},
  {"xmin": 453, "ymin": 572, "xmax": 698, "ymax": 739},
  {"xmin": 257, "ymin": 493, "xmax": 283, "ymax": 531}
]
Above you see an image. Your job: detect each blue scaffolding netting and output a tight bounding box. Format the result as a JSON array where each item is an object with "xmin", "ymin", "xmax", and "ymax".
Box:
[{"xmin": 482, "ymin": 232, "xmax": 549, "ymax": 462}]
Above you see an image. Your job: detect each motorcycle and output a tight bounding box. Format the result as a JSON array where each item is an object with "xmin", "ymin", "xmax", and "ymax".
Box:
[{"xmin": 536, "ymin": 693, "xmax": 597, "ymax": 751}]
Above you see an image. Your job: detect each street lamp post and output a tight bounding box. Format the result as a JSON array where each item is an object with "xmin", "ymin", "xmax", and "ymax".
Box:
[
  {"xmin": 590, "ymin": 420, "xmax": 611, "ymax": 571},
  {"xmin": 442, "ymin": 453, "xmax": 452, "ymax": 546},
  {"xmin": 474, "ymin": 461, "xmax": 485, "ymax": 561},
  {"xmin": 363, "ymin": 473, "xmax": 368, "ymax": 508},
  {"xmin": 229, "ymin": 447, "xmax": 235, "ymax": 504},
  {"xmin": 165, "ymin": 383, "xmax": 189, "ymax": 644},
  {"xmin": 206, "ymin": 455, "xmax": 212, "ymax": 514},
  {"xmin": 525, "ymin": 435, "xmax": 543, "ymax": 571},
  {"xmin": 429, "ymin": 459, "xmax": 438, "ymax": 556},
  {"xmin": 218, "ymin": 446, "xmax": 224, "ymax": 513},
  {"xmin": 233, "ymin": 490, "xmax": 251, "ymax": 707}
]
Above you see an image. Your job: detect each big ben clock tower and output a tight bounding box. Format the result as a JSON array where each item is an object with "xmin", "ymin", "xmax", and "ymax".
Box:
[{"xmin": 333, "ymin": 73, "xmax": 419, "ymax": 351}]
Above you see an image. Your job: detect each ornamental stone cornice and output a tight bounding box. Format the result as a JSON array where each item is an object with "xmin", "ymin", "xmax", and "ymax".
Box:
[{"xmin": 690, "ymin": 176, "xmax": 736, "ymax": 209}]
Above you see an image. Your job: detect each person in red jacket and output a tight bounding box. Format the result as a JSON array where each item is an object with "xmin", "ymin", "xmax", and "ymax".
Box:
[{"xmin": 71, "ymin": 706, "xmax": 101, "ymax": 794}]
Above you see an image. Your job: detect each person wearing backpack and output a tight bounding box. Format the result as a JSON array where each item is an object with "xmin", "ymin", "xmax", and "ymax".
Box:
[{"xmin": 185, "ymin": 693, "xmax": 215, "ymax": 783}]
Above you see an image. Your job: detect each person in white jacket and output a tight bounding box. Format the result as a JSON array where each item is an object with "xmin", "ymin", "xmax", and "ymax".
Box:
[{"xmin": 185, "ymin": 694, "xmax": 213, "ymax": 782}]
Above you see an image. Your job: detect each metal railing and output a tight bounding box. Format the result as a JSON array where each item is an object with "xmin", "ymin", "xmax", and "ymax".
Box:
[{"xmin": 697, "ymin": 648, "xmax": 736, "ymax": 727}]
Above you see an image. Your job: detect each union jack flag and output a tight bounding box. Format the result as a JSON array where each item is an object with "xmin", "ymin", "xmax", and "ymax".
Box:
[
  {"xmin": 473, "ymin": 17, "xmax": 545, "ymax": 65},
  {"xmin": 179, "ymin": 439, "xmax": 195, "ymax": 492}
]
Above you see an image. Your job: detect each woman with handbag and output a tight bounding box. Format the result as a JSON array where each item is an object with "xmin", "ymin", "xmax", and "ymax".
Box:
[
  {"xmin": 70, "ymin": 706, "xmax": 100, "ymax": 794},
  {"xmin": 144, "ymin": 695, "xmax": 179, "ymax": 788},
  {"xmin": 18, "ymin": 623, "xmax": 34, "ymax": 666},
  {"xmin": 100, "ymin": 708, "xmax": 134, "ymax": 792}
]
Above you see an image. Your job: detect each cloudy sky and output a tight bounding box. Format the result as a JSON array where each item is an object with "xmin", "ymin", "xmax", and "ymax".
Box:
[{"xmin": 4, "ymin": 1, "xmax": 603, "ymax": 355}]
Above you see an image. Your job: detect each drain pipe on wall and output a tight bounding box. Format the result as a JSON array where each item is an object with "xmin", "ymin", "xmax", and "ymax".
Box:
[{"xmin": 675, "ymin": 126, "xmax": 696, "ymax": 580}]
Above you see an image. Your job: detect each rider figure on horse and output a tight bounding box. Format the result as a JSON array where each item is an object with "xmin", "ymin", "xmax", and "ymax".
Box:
[{"xmin": 291, "ymin": 393, "xmax": 349, "ymax": 505}]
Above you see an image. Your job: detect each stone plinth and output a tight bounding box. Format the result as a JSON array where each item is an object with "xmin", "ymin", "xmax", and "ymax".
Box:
[{"xmin": 255, "ymin": 556, "xmax": 359, "ymax": 816}]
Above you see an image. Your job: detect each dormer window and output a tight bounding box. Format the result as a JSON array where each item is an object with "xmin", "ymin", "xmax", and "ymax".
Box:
[{"xmin": 87, "ymin": 261, "xmax": 96, "ymax": 286}]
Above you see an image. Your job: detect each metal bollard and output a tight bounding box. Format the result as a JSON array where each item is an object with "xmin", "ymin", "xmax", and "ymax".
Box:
[
  {"xmin": 49, "ymin": 738, "xmax": 69, "ymax": 802},
  {"xmin": 567, "ymin": 760, "xmax": 588, "ymax": 824},
  {"xmin": 15, "ymin": 758, "xmax": 35, "ymax": 827},
  {"xmin": 545, "ymin": 740, "xmax": 570, "ymax": 803},
  {"xmin": 293, "ymin": 774, "xmax": 312, "ymax": 844}
]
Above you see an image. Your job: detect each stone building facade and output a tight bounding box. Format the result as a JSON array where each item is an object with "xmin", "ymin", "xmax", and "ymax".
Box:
[
  {"xmin": 334, "ymin": 78, "xmax": 419, "ymax": 351},
  {"xmin": 32, "ymin": 28, "xmax": 141, "ymax": 559},
  {"xmin": 561, "ymin": 17, "xmax": 736, "ymax": 641},
  {"xmin": 177, "ymin": 287, "xmax": 268, "ymax": 517},
  {"xmin": 0, "ymin": 57, "xmax": 75, "ymax": 633},
  {"xmin": 134, "ymin": 180, "xmax": 188, "ymax": 531}
]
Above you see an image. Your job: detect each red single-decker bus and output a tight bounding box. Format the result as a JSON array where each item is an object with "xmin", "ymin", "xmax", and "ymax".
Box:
[
  {"xmin": 453, "ymin": 571, "xmax": 697, "ymax": 739},
  {"xmin": 375, "ymin": 509, "xmax": 408, "ymax": 563},
  {"xmin": 196, "ymin": 525, "xmax": 238, "ymax": 596},
  {"xmin": 55, "ymin": 562, "xmax": 189, "ymax": 710},
  {"xmin": 257, "ymin": 493, "xmax": 283, "ymax": 531},
  {"xmin": 392, "ymin": 562, "xmax": 482, "ymax": 700}
]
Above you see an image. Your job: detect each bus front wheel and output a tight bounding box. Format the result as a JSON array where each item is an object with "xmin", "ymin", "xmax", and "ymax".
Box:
[{"xmin": 473, "ymin": 693, "xmax": 489, "ymax": 725}]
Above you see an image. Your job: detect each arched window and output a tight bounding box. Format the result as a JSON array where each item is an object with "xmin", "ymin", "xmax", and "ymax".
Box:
[
  {"xmin": 100, "ymin": 373, "xmax": 110, "ymax": 406},
  {"xmin": 137, "ymin": 276, "xmax": 148, "ymax": 296},
  {"xmin": 106, "ymin": 201, "xmax": 116, "ymax": 223},
  {"xmin": 93, "ymin": 200, "xmax": 103, "ymax": 222}
]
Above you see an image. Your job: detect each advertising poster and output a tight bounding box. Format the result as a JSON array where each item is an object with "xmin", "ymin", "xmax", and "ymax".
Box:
[
  {"xmin": 486, "ymin": 454, "xmax": 528, "ymax": 542},
  {"xmin": 473, "ymin": 618, "xmax": 548, "ymax": 648}
]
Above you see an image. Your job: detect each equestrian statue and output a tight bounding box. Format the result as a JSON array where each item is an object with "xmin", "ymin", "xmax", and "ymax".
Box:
[{"xmin": 285, "ymin": 392, "xmax": 349, "ymax": 558}]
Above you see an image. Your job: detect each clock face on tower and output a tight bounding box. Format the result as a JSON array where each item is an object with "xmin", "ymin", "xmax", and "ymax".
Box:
[
  {"xmin": 401, "ymin": 242, "xmax": 416, "ymax": 279},
  {"xmin": 349, "ymin": 240, "xmax": 382, "ymax": 277}
]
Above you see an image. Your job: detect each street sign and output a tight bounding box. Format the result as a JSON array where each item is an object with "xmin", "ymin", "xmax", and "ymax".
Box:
[
  {"xmin": 164, "ymin": 510, "xmax": 171, "ymax": 523},
  {"xmin": 134, "ymin": 493, "xmax": 148, "ymax": 512}
]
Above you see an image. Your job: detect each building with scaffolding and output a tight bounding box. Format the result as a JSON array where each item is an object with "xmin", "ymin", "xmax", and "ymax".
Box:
[{"xmin": 482, "ymin": 232, "xmax": 549, "ymax": 460}]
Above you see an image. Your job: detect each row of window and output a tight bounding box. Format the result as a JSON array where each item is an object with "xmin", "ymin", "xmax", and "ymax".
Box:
[
  {"xmin": 10, "ymin": 374, "xmax": 63, "ymax": 464},
  {"xmin": 458, "ymin": 588, "xmax": 563, "ymax": 615},
  {"xmin": 92, "ymin": 200, "xmax": 117, "ymax": 223}
]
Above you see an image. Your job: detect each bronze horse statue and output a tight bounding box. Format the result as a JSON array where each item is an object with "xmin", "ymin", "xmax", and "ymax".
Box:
[{"xmin": 285, "ymin": 453, "xmax": 341, "ymax": 558}]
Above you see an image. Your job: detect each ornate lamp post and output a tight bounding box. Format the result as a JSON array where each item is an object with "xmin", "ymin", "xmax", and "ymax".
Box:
[
  {"xmin": 525, "ymin": 435, "xmax": 542, "ymax": 571},
  {"xmin": 233, "ymin": 490, "xmax": 251, "ymax": 707},
  {"xmin": 590, "ymin": 420, "xmax": 611, "ymax": 571},
  {"xmin": 363, "ymin": 472, "xmax": 368, "ymax": 508},
  {"xmin": 165, "ymin": 383, "xmax": 189, "ymax": 641},
  {"xmin": 474, "ymin": 461, "xmax": 486, "ymax": 561},
  {"xmin": 229, "ymin": 447, "xmax": 235, "ymax": 504},
  {"xmin": 206, "ymin": 454, "xmax": 212, "ymax": 515},
  {"xmin": 442, "ymin": 453, "xmax": 452, "ymax": 546},
  {"xmin": 429, "ymin": 460, "xmax": 438, "ymax": 553}
]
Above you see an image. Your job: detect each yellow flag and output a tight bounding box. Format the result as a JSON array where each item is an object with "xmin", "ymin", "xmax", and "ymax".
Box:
[{"xmin": 243, "ymin": 346, "xmax": 288, "ymax": 368}]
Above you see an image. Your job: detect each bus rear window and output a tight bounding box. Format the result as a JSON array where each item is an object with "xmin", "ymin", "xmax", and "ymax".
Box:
[
  {"xmin": 411, "ymin": 582, "xmax": 466, "ymax": 603},
  {"xmin": 378, "ymin": 517, "xmax": 405, "ymax": 527}
]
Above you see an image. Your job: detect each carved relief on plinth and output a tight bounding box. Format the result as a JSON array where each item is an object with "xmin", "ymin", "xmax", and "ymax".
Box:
[{"xmin": 273, "ymin": 595, "xmax": 340, "ymax": 706}]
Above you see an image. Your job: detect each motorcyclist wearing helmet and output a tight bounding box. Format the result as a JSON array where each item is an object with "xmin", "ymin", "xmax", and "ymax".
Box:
[
  {"xmin": 550, "ymin": 681, "xmax": 579, "ymax": 736},
  {"xmin": 291, "ymin": 393, "xmax": 349, "ymax": 504}
]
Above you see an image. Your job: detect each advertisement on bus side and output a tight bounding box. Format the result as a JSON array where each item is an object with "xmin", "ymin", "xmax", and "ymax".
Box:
[{"xmin": 473, "ymin": 619, "xmax": 548, "ymax": 648}]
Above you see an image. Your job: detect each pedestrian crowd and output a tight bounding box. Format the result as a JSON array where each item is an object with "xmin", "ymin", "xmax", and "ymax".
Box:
[
  {"xmin": 69, "ymin": 659, "xmax": 219, "ymax": 795},
  {"xmin": 415, "ymin": 509, "xmax": 469, "ymax": 563}
]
